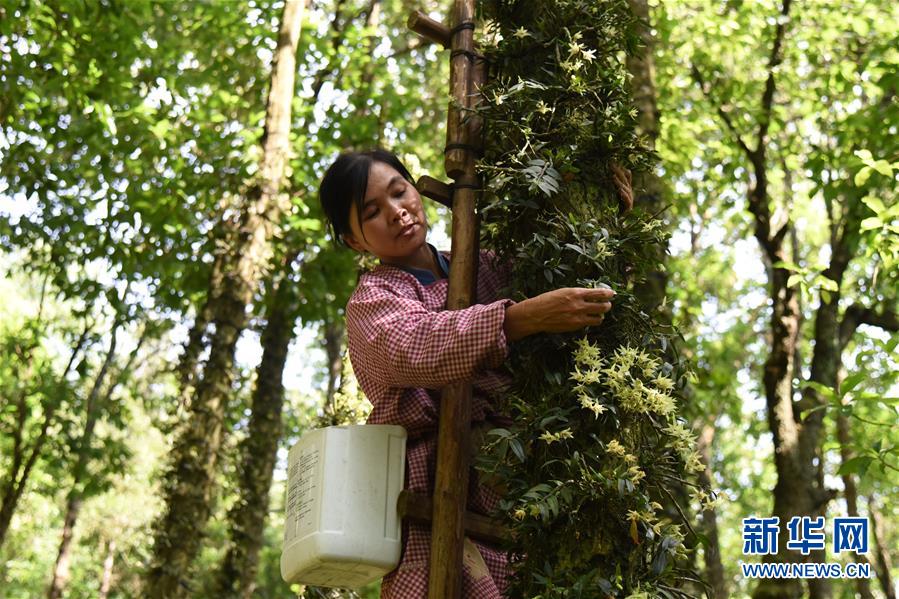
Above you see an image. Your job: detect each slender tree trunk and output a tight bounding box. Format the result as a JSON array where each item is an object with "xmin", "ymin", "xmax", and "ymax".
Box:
[
  {"xmin": 47, "ymin": 495, "xmax": 83, "ymax": 599},
  {"xmin": 98, "ymin": 539, "xmax": 116, "ymax": 599},
  {"xmin": 868, "ymin": 496, "xmax": 896, "ymax": 599},
  {"xmin": 145, "ymin": 2, "xmax": 304, "ymax": 596},
  {"xmin": 835, "ymin": 411, "xmax": 873, "ymax": 599},
  {"xmin": 0, "ymin": 317, "xmax": 41, "ymax": 549},
  {"xmin": 798, "ymin": 266, "xmax": 848, "ymax": 599},
  {"xmin": 691, "ymin": 3, "xmax": 827, "ymax": 597},
  {"xmin": 696, "ymin": 422, "xmax": 727, "ymax": 599},
  {"xmin": 0, "ymin": 423, "xmax": 48, "ymax": 547},
  {"xmin": 213, "ymin": 253, "xmax": 300, "ymax": 598},
  {"xmin": 836, "ymin": 294, "xmax": 899, "ymax": 599},
  {"xmin": 323, "ymin": 317, "xmax": 345, "ymax": 420},
  {"xmin": 48, "ymin": 318, "xmax": 141, "ymax": 599},
  {"xmin": 0, "ymin": 320, "xmax": 91, "ymax": 549},
  {"xmin": 753, "ymin": 212, "xmax": 805, "ymax": 599}
]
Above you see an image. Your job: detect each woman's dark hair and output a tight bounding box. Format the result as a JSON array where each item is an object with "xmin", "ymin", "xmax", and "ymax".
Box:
[{"xmin": 319, "ymin": 149, "xmax": 414, "ymax": 247}]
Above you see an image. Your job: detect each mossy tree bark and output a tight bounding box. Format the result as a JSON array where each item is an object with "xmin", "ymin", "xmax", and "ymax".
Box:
[
  {"xmin": 213, "ymin": 251, "xmax": 301, "ymax": 598},
  {"xmin": 176, "ymin": 249, "xmax": 226, "ymax": 410},
  {"xmin": 145, "ymin": 1, "xmax": 305, "ymax": 595}
]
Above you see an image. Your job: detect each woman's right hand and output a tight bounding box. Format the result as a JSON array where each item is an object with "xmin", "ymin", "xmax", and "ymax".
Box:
[{"xmin": 502, "ymin": 287, "xmax": 615, "ymax": 342}]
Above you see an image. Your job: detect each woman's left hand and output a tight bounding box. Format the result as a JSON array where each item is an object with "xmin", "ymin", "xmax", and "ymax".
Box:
[{"xmin": 611, "ymin": 163, "xmax": 633, "ymax": 212}]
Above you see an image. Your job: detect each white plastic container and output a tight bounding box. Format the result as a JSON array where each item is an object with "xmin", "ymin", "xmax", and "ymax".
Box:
[{"xmin": 280, "ymin": 424, "xmax": 407, "ymax": 589}]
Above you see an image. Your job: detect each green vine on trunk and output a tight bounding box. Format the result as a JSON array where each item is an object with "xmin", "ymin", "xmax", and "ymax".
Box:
[{"xmin": 475, "ymin": 1, "xmax": 707, "ymax": 596}]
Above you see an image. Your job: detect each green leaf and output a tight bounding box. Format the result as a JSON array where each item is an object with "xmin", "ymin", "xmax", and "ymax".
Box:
[
  {"xmin": 861, "ymin": 196, "xmax": 886, "ymax": 214},
  {"xmin": 871, "ymin": 160, "xmax": 893, "ymax": 176},
  {"xmin": 813, "ymin": 275, "xmax": 838, "ymax": 292},
  {"xmin": 801, "ymin": 380, "xmax": 836, "ymax": 401},
  {"xmin": 150, "ymin": 119, "xmax": 172, "ymax": 140},
  {"xmin": 860, "ymin": 217, "xmax": 883, "ymax": 231},
  {"xmin": 773, "ymin": 260, "xmax": 802, "ymax": 272},
  {"xmin": 510, "ymin": 438, "xmax": 526, "ymax": 463},
  {"xmin": 853, "ymin": 149, "xmax": 874, "ymax": 162},
  {"xmin": 837, "ymin": 456, "xmax": 873, "ymax": 477},
  {"xmin": 854, "ymin": 167, "xmax": 872, "ymax": 187},
  {"xmin": 841, "ymin": 372, "xmax": 866, "ymax": 394}
]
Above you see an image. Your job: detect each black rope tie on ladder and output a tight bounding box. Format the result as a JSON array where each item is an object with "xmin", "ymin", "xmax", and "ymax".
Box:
[
  {"xmin": 444, "ymin": 142, "xmax": 483, "ymax": 156},
  {"xmin": 449, "ymin": 24, "xmax": 481, "ymax": 63},
  {"xmin": 450, "ymin": 48, "xmax": 483, "ymax": 62},
  {"xmin": 451, "ymin": 179, "xmax": 481, "ymax": 191},
  {"xmin": 449, "ymin": 21, "xmax": 475, "ymax": 36},
  {"xmin": 445, "ymin": 21, "xmax": 484, "ymax": 161}
]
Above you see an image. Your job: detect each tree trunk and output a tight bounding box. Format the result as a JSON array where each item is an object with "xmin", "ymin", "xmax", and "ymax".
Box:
[
  {"xmin": 868, "ymin": 496, "xmax": 896, "ymax": 599},
  {"xmin": 753, "ymin": 208, "xmax": 805, "ymax": 599},
  {"xmin": 835, "ymin": 412, "xmax": 873, "ymax": 599},
  {"xmin": 696, "ymin": 422, "xmax": 727, "ymax": 599},
  {"xmin": 47, "ymin": 495, "xmax": 83, "ymax": 599},
  {"xmin": 323, "ymin": 317, "xmax": 345, "ymax": 421},
  {"xmin": 176, "ymin": 250, "xmax": 226, "ymax": 410},
  {"xmin": 213, "ymin": 253, "xmax": 300, "ymax": 598},
  {"xmin": 689, "ymin": 3, "xmax": 830, "ymax": 597},
  {"xmin": 98, "ymin": 539, "xmax": 117, "ymax": 599},
  {"xmin": 0, "ymin": 422, "xmax": 49, "ymax": 548},
  {"xmin": 625, "ymin": 0, "xmax": 666, "ymax": 314},
  {"xmin": 797, "ymin": 267, "xmax": 848, "ymax": 599},
  {"xmin": 145, "ymin": 2, "xmax": 304, "ymax": 596},
  {"xmin": 48, "ymin": 318, "xmax": 140, "ymax": 599}
]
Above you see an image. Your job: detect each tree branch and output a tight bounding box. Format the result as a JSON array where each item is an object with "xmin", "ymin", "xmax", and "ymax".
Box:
[
  {"xmin": 308, "ymin": 0, "xmax": 351, "ymax": 102},
  {"xmin": 689, "ymin": 64, "xmax": 754, "ymax": 159},
  {"xmin": 756, "ymin": 0, "xmax": 793, "ymax": 147},
  {"xmin": 840, "ymin": 304, "xmax": 899, "ymax": 349}
]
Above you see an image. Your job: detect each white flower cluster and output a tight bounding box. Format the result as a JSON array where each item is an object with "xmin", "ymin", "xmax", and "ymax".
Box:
[
  {"xmin": 559, "ymin": 32, "xmax": 596, "ymax": 72},
  {"xmin": 664, "ymin": 421, "xmax": 705, "ymax": 474},
  {"xmin": 539, "ymin": 428, "xmax": 574, "ymax": 444},
  {"xmin": 572, "ymin": 340, "xmax": 677, "ymax": 417}
]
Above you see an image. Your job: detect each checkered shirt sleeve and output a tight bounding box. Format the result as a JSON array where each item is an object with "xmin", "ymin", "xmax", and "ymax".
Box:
[{"xmin": 346, "ymin": 284, "xmax": 512, "ymax": 390}]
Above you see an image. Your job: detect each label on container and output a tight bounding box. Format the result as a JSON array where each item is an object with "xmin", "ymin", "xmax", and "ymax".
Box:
[{"xmin": 286, "ymin": 436, "xmax": 322, "ymax": 542}]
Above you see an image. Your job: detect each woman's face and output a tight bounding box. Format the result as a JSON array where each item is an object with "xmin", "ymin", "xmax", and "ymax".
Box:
[{"xmin": 343, "ymin": 161, "xmax": 428, "ymax": 260}]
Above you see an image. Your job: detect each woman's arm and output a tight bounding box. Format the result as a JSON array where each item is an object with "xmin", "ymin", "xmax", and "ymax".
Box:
[
  {"xmin": 502, "ymin": 287, "xmax": 614, "ymax": 342},
  {"xmin": 346, "ymin": 282, "xmax": 513, "ymax": 389},
  {"xmin": 348, "ymin": 280, "xmax": 615, "ymax": 388}
]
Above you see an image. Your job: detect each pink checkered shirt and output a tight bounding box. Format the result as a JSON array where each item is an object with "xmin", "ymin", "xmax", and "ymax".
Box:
[{"xmin": 346, "ymin": 249, "xmax": 514, "ymax": 599}]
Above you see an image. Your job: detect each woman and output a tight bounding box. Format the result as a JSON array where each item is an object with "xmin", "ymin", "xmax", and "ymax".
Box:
[{"xmin": 319, "ymin": 149, "xmax": 624, "ymax": 598}]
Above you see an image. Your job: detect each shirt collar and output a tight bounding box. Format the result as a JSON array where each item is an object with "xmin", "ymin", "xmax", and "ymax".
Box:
[{"xmin": 386, "ymin": 243, "xmax": 449, "ymax": 285}]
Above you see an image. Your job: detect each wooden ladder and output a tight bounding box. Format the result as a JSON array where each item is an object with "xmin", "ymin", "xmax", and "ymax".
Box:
[{"xmin": 400, "ymin": 4, "xmax": 507, "ymax": 598}]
